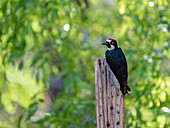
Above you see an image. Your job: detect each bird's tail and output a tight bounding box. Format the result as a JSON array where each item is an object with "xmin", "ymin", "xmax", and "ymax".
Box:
[
  {"xmin": 126, "ymin": 85, "xmax": 131, "ymax": 93},
  {"xmin": 123, "ymin": 82, "xmax": 131, "ymax": 95},
  {"xmin": 120, "ymin": 82, "xmax": 131, "ymax": 95}
]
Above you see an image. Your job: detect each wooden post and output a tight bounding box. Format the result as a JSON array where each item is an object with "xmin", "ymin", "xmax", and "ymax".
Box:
[{"xmin": 95, "ymin": 58, "xmax": 125, "ymax": 128}]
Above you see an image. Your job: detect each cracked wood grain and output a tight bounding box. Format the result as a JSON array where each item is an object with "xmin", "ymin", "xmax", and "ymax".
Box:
[{"xmin": 95, "ymin": 58, "xmax": 125, "ymax": 128}]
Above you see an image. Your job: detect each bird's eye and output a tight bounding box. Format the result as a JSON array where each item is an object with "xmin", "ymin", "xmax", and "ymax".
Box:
[{"xmin": 111, "ymin": 42, "xmax": 114, "ymax": 45}]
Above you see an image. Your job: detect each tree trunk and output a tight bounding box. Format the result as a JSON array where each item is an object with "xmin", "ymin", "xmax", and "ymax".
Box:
[{"xmin": 95, "ymin": 58, "xmax": 125, "ymax": 128}]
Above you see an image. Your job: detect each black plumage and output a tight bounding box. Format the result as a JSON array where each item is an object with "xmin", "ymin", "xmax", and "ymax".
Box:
[{"xmin": 102, "ymin": 38, "xmax": 131, "ymax": 95}]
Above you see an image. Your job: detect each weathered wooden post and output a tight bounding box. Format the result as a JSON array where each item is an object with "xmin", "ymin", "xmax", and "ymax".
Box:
[{"xmin": 95, "ymin": 58, "xmax": 125, "ymax": 128}]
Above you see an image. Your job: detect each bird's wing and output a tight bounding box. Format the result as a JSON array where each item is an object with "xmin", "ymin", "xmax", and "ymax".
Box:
[
  {"xmin": 106, "ymin": 48, "xmax": 128, "ymax": 88},
  {"xmin": 118, "ymin": 48, "xmax": 128, "ymax": 81},
  {"xmin": 106, "ymin": 48, "xmax": 129, "ymax": 95},
  {"xmin": 106, "ymin": 48, "xmax": 128, "ymax": 81}
]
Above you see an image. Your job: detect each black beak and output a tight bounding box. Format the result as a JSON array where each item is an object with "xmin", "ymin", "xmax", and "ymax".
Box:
[
  {"xmin": 102, "ymin": 42, "xmax": 107, "ymax": 45},
  {"xmin": 102, "ymin": 42, "xmax": 111, "ymax": 48}
]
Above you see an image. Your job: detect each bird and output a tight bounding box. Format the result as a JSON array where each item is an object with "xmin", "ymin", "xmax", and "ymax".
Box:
[{"xmin": 102, "ymin": 38, "xmax": 131, "ymax": 95}]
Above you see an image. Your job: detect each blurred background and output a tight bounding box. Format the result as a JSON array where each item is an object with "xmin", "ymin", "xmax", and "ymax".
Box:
[{"xmin": 0, "ymin": 0, "xmax": 170, "ymax": 127}]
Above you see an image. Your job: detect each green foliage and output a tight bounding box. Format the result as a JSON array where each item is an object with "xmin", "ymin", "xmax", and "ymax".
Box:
[{"xmin": 0, "ymin": 0, "xmax": 170, "ymax": 127}]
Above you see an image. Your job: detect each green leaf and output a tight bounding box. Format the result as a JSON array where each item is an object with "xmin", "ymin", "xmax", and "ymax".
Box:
[{"xmin": 19, "ymin": 60, "xmax": 24, "ymax": 70}]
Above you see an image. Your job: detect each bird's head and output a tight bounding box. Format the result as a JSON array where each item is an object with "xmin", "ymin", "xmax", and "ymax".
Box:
[{"xmin": 102, "ymin": 38, "xmax": 118, "ymax": 50}]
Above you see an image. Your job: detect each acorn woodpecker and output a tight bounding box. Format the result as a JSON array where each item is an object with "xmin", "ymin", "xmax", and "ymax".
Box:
[{"xmin": 102, "ymin": 38, "xmax": 131, "ymax": 95}]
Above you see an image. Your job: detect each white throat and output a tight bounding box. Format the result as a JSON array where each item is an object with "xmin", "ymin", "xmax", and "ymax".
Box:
[{"xmin": 108, "ymin": 45, "xmax": 115, "ymax": 50}]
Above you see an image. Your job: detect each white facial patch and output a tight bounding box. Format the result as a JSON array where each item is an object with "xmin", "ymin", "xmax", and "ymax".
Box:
[
  {"xmin": 108, "ymin": 45, "xmax": 115, "ymax": 50},
  {"xmin": 106, "ymin": 39, "xmax": 112, "ymax": 43},
  {"xmin": 106, "ymin": 39, "xmax": 115, "ymax": 50}
]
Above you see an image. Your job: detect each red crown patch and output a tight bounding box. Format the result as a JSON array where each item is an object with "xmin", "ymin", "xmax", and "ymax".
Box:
[{"xmin": 107, "ymin": 38, "xmax": 117, "ymax": 43}]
